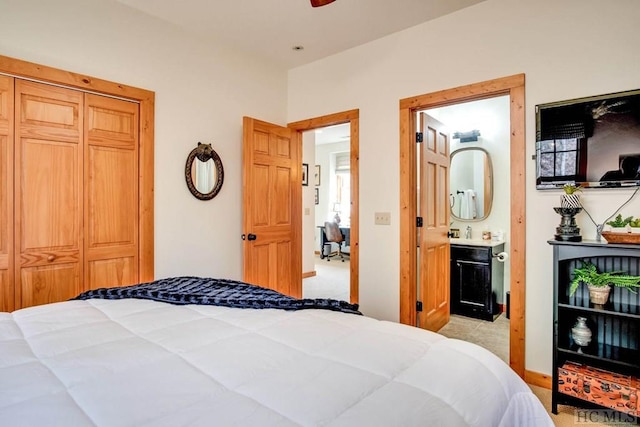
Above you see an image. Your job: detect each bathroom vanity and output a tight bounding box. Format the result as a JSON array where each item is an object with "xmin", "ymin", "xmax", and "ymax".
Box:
[{"xmin": 450, "ymin": 239, "xmax": 505, "ymax": 321}]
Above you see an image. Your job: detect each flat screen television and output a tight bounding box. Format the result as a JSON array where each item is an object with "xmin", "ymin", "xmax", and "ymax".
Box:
[{"xmin": 535, "ymin": 88, "xmax": 640, "ymax": 189}]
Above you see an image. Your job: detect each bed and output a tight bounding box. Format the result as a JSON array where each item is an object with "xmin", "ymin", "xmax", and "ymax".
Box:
[{"xmin": 0, "ymin": 277, "xmax": 552, "ymax": 426}]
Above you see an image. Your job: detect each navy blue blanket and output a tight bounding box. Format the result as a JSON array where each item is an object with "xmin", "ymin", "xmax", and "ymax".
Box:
[{"xmin": 73, "ymin": 276, "xmax": 361, "ymax": 315}]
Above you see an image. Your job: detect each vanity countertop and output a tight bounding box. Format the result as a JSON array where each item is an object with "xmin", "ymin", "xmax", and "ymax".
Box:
[{"xmin": 450, "ymin": 238, "xmax": 504, "ymax": 248}]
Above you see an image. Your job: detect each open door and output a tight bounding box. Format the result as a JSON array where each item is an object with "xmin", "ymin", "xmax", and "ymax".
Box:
[
  {"xmin": 242, "ymin": 117, "xmax": 302, "ymax": 297},
  {"xmin": 418, "ymin": 113, "xmax": 450, "ymax": 331}
]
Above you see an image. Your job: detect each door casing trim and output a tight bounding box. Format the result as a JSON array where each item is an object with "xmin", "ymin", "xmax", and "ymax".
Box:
[{"xmin": 399, "ymin": 74, "xmax": 526, "ymax": 377}]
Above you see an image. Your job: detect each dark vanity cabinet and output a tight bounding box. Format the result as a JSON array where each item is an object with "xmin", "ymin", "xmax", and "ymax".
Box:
[
  {"xmin": 549, "ymin": 240, "xmax": 640, "ymax": 419},
  {"xmin": 450, "ymin": 242, "xmax": 505, "ymax": 321}
]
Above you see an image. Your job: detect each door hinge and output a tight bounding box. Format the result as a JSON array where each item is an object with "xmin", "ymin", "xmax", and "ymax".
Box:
[
  {"xmin": 416, "ymin": 132, "xmax": 423, "ymax": 143},
  {"xmin": 416, "ymin": 301, "xmax": 423, "ymax": 312},
  {"xmin": 416, "ymin": 216, "xmax": 423, "ymax": 228}
]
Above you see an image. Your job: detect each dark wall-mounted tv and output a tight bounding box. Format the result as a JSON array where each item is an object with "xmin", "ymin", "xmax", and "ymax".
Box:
[{"xmin": 535, "ymin": 88, "xmax": 640, "ymax": 190}]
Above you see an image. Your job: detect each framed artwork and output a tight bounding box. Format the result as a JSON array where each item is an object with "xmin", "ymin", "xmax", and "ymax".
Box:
[
  {"xmin": 314, "ymin": 188, "xmax": 319, "ymax": 205},
  {"xmin": 302, "ymin": 163, "xmax": 309, "ymax": 186},
  {"xmin": 314, "ymin": 165, "xmax": 321, "ymax": 186}
]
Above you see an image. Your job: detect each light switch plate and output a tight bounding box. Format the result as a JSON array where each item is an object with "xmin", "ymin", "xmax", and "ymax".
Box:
[{"xmin": 375, "ymin": 212, "xmax": 391, "ymax": 225}]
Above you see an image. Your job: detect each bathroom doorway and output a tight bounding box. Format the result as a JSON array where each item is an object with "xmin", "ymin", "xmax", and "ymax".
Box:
[
  {"xmin": 399, "ymin": 74, "xmax": 527, "ymax": 378},
  {"xmin": 421, "ymin": 95, "xmax": 511, "ymax": 364}
]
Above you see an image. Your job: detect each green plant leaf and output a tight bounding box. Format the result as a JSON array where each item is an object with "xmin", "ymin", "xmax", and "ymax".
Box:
[
  {"xmin": 569, "ymin": 261, "xmax": 640, "ymax": 296},
  {"xmin": 606, "ymin": 214, "xmax": 634, "ymax": 227}
]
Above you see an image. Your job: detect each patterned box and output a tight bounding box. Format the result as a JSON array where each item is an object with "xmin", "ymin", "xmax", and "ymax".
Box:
[{"xmin": 558, "ymin": 362, "xmax": 638, "ymax": 416}]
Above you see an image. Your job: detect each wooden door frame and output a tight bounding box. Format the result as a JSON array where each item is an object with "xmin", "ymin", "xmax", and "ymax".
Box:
[
  {"xmin": 0, "ymin": 54, "xmax": 155, "ymax": 300},
  {"xmin": 288, "ymin": 110, "xmax": 360, "ymax": 304},
  {"xmin": 399, "ymin": 74, "xmax": 526, "ymax": 377}
]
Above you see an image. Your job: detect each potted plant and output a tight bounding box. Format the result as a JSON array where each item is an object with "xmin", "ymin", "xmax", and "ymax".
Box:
[
  {"xmin": 570, "ymin": 261, "xmax": 640, "ymax": 306},
  {"xmin": 629, "ymin": 217, "xmax": 640, "ymax": 233},
  {"xmin": 561, "ymin": 183, "xmax": 582, "ymax": 208},
  {"xmin": 606, "ymin": 214, "xmax": 633, "ymax": 232}
]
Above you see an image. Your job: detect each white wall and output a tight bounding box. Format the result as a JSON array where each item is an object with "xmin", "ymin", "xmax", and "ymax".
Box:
[
  {"xmin": 302, "ymin": 132, "xmax": 317, "ymax": 275},
  {"xmin": 0, "ymin": 0, "xmax": 287, "ymax": 280},
  {"xmin": 287, "ymin": 0, "xmax": 640, "ymax": 375}
]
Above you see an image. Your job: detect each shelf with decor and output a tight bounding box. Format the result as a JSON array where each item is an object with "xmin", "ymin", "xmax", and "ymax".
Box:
[{"xmin": 549, "ymin": 240, "xmax": 640, "ymax": 419}]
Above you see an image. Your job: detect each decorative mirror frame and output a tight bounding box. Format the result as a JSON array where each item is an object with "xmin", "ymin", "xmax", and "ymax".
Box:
[
  {"xmin": 185, "ymin": 142, "xmax": 224, "ymax": 200},
  {"xmin": 449, "ymin": 146, "xmax": 493, "ymax": 221}
]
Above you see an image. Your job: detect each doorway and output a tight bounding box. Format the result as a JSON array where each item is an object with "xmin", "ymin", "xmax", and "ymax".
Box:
[
  {"xmin": 301, "ymin": 123, "xmax": 352, "ymax": 301},
  {"xmin": 288, "ymin": 110, "xmax": 360, "ymax": 305},
  {"xmin": 399, "ymin": 74, "xmax": 527, "ymax": 378},
  {"xmin": 422, "ymin": 95, "xmax": 511, "ymax": 363}
]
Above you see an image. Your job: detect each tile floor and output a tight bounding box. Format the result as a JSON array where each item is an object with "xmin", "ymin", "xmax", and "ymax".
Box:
[{"xmin": 437, "ymin": 313, "xmax": 510, "ymax": 363}]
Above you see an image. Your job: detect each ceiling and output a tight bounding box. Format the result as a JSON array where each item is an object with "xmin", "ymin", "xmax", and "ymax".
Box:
[
  {"xmin": 313, "ymin": 123, "xmax": 350, "ymax": 145},
  {"xmin": 114, "ymin": 0, "xmax": 485, "ymax": 69}
]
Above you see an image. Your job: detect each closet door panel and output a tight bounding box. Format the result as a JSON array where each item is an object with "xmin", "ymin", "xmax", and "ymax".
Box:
[
  {"xmin": 85, "ymin": 94, "xmax": 138, "ymax": 290},
  {"xmin": 0, "ymin": 75, "xmax": 13, "ymax": 312},
  {"xmin": 21, "ymin": 139, "xmax": 80, "ymax": 251},
  {"xmin": 88, "ymin": 257, "xmax": 135, "ymax": 290},
  {"xmin": 15, "ymin": 80, "xmax": 82, "ymax": 308},
  {"xmin": 18, "ymin": 82, "xmax": 81, "ymax": 143},
  {"xmin": 20, "ymin": 263, "xmax": 80, "ymax": 308}
]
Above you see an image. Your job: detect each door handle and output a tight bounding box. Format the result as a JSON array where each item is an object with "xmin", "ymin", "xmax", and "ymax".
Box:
[
  {"xmin": 447, "ymin": 231, "xmax": 454, "ymax": 238},
  {"xmin": 242, "ymin": 233, "xmax": 257, "ymax": 241}
]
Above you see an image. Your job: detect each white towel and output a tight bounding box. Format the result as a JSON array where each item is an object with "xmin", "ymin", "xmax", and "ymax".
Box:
[{"xmin": 460, "ymin": 189, "xmax": 477, "ymax": 219}]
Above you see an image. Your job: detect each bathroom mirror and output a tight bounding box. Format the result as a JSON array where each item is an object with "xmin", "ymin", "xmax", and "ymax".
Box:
[
  {"xmin": 449, "ymin": 147, "xmax": 493, "ymax": 221},
  {"xmin": 185, "ymin": 142, "xmax": 224, "ymax": 200}
]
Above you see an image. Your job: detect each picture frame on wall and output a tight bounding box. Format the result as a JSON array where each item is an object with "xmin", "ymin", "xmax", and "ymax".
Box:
[
  {"xmin": 302, "ymin": 163, "xmax": 309, "ymax": 186},
  {"xmin": 314, "ymin": 165, "xmax": 321, "ymax": 186},
  {"xmin": 315, "ymin": 188, "xmax": 319, "ymax": 205}
]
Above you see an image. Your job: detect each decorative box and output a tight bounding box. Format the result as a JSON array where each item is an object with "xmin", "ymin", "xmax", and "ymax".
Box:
[{"xmin": 558, "ymin": 362, "xmax": 638, "ymax": 416}]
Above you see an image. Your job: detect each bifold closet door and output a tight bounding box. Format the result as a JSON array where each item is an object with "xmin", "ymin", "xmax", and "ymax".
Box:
[
  {"xmin": 15, "ymin": 80, "xmax": 83, "ymax": 308},
  {"xmin": 0, "ymin": 75, "xmax": 14, "ymax": 312},
  {"xmin": 84, "ymin": 94, "xmax": 139, "ymax": 290}
]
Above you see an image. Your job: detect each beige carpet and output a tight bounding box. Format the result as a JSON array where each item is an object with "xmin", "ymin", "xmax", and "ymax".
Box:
[{"xmin": 302, "ymin": 255, "xmax": 349, "ymax": 301}]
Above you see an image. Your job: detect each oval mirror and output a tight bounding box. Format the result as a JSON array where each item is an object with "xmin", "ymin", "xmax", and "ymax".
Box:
[
  {"xmin": 449, "ymin": 147, "xmax": 493, "ymax": 221},
  {"xmin": 185, "ymin": 142, "xmax": 224, "ymax": 200}
]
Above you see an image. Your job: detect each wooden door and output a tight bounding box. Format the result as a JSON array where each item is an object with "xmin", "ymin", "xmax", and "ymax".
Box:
[
  {"xmin": 15, "ymin": 80, "xmax": 83, "ymax": 308},
  {"xmin": 242, "ymin": 117, "xmax": 301, "ymax": 297},
  {"xmin": 84, "ymin": 94, "xmax": 139, "ymax": 290},
  {"xmin": 418, "ymin": 113, "xmax": 450, "ymax": 331},
  {"xmin": 0, "ymin": 75, "xmax": 13, "ymax": 312}
]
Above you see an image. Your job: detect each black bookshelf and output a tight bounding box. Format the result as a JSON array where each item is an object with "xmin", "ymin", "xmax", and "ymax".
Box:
[{"xmin": 549, "ymin": 240, "xmax": 640, "ymax": 419}]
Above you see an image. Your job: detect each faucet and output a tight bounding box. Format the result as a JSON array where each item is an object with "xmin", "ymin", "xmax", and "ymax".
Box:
[{"xmin": 465, "ymin": 225, "xmax": 472, "ymax": 239}]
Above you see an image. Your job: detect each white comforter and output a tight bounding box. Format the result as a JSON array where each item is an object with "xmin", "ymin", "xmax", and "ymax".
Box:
[{"xmin": 0, "ymin": 299, "xmax": 552, "ymax": 426}]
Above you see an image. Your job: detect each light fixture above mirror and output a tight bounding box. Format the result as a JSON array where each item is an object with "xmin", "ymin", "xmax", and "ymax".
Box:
[{"xmin": 453, "ymin": 129, "xmax": 481, "ymax": 143}]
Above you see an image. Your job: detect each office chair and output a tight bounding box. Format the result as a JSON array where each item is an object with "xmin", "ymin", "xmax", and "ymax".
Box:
[{"xmin": 323, "ymin": 221, "xmax": 348, "ymax": 262}]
